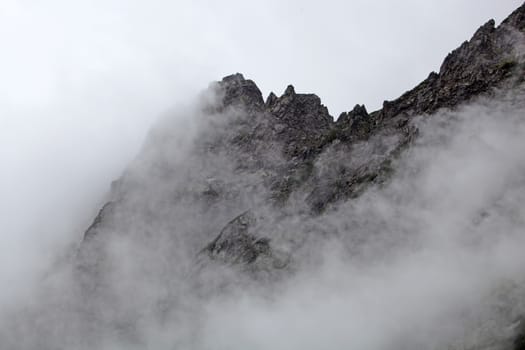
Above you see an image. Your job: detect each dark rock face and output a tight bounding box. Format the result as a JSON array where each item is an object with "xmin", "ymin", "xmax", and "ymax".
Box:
[
  {"xmin": 217, "ymin": 73, "xmax": 265, "ymax": 112},
  {"xmin": 201, "ymin": 210, "xmax": 288, "ymax": 269},
  {"xmin": 336, "ymin": 104, "xmax": 372, "ymax": 140},
  {"xmin": 267, "ymin": 84, "xmax": 333, "ymax": 158},
  {"xmin": 375, "ymin": 11, "xmax": 524, "ymax": 122},
  {"xmin": 203, "ymin": 210, "xmax": 265, "ymax": 264}
]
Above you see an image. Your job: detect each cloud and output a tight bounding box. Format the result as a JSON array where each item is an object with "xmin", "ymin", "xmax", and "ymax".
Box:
[
  {"xmin": 196, "ymin": 89, "xmax": 525, "ymax": 350},
  {"xmin": 1, "ymin": 1, "xmax": 525, "ymax": 348},
  {"xmin": 2, "ymin": 78, "xmax": 525, "ymax": 350}
]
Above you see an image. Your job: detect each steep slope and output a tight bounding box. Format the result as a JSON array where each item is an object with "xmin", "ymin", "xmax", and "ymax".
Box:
[
  {"xmin": 69, "ymin": 3, "xmax": 525, "ymax": 349},
  {"xmin": 83, "ymin": 2, "xmax": 525, "ymax": 265}
]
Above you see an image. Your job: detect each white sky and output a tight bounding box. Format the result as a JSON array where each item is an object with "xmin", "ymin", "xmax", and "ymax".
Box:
[{"xmin": 0, "ymin": 0, "xmax": 522, "ymax": 299}]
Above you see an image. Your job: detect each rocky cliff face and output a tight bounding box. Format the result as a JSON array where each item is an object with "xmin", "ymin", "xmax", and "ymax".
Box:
[{"xmin": 73, "ymin": 3, "xmax": 525, "ymax": 349}]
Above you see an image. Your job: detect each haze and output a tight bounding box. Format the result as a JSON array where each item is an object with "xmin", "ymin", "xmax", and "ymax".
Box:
[{"xmin": 0, "ymin": 0, "xmax": 523, "ymax": 344}]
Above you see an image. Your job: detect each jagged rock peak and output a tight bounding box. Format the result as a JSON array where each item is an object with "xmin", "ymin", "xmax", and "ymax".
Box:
[
  {"xmin": 375, "ymin": 7, "xmax": 525, "ymax": 121},
  {"xmin": 265, "ymin": 91, "xmax": 278, "ymax": 108},
  {"xmin": 214, "ymin": 0, "xmax": 525, "ymax": 138},
  {"xmin": 221, "ymin": 72, "xmax": 246, "ymax": 83},
  {"xmin": 217, "ymin": 72, "xmax": 265, "ymax": 110},
  {"xmin": 269, "ymin": 84, "xmax": 333, "ymax": 131},
  {"xmin": 351, "ymin": 104, "xmax": 368, "ymax": 117},
  {"xmin": 427, "ymin": 71, "xmax": 439, "ymax": 80},
  {"xmin": 336, "ymin": 104, "xmax": 368, "ymax": 125},
  {"xmin": 475, "ymin": 19, "xmax": 496, "ymax": 36},
  {"xmin": 284, "ymin": 84, "xmax": 296, "ymax": 96},
  {"xmin": 439, "ymin": 19, "xmax": 496, "ymax": 76},
  {"xmin": 216, "ymin": 74, "xmax": 333, "ymax": 130}
]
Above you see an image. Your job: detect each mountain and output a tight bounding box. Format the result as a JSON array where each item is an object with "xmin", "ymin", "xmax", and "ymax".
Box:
[
  {"xmin": 82, "ymin": 3, "xmax": 525, "ymax": 271},
  {"xmin": 8, "ymin": 3, "xmax": 525, "ymax": 350}
]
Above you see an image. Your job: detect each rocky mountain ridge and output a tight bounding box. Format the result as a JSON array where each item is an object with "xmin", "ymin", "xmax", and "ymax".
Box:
[
  {"xmin": 82, "ymin": 3, "xmax": 525, "ymax": 273},
  {"xmin": 73, "ymin": 4, "xmax": 525, "ymax": 349}
]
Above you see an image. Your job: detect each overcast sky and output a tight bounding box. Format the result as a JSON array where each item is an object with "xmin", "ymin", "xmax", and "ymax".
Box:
[{"xmin": 0, "ymin": 0, "xmax": 523, "ymax": 300}]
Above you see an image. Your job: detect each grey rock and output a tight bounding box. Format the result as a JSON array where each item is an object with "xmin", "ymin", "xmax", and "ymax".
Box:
[
  {"xmin": 203, "ymin": 210, "xmax": 263, "ymax": 264},
  {"xmin": 199, "ymin": 210, "xmax": 289, "ymax": 272}
]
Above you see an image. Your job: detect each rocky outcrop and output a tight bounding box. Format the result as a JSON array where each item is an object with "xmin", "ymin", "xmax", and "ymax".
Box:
[
  {"xmin": 216, "ymin": 73, "xmax": 265, "ymax": 113},
  {"xmin": 200, "ymin": 210, "xmax": 288, "ymax": 269},
  {"xmin": 374, "ymin": 9, "xmax": 524, "ymax": 123},
  {"xmin": 202, "ymin": 210, "xmax": 266, "ymax": 264}
]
